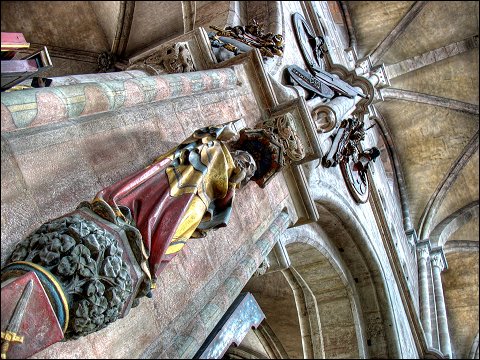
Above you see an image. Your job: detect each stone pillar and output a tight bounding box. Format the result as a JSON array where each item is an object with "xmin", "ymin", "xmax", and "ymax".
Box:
[
  {"xmin": 430, "ymin": 248, "xmax": 452, "ymax": 358},
  {"xmin": 416, "ymin": 240, "xmax": 433, "ymax": 347}
]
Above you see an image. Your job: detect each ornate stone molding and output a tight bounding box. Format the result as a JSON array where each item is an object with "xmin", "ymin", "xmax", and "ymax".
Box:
[
  {"xmin": 97, "ymin": 51, "xmax": 116, "ymax": 73},
  {"xmin": 260, "ymin": 112, "xmax": 306, "ymax": 162},
  {"xmin": 327, "ymin": 62, "xmax": 375, "ymax": 116},
  {"xmin": 128, "ymin": 27, "xmax": 217, "ymax": 72}
]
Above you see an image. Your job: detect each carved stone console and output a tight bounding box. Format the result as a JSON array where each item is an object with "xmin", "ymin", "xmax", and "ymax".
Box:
[{"xmin": 127, "ymin": 27, "xmax": 217, "ymax": 74}]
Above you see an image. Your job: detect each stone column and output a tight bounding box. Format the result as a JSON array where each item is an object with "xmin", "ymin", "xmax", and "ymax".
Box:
[
  {"xmin": 416, "ymin": 240, "xmax": 433, "ymax": 347},
  {"xmin": 430, "ymin": 248, "xmax": 452, "ymax": 358}
]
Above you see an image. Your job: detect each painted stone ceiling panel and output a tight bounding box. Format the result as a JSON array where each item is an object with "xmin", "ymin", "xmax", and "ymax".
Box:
[
  {"xmin": 382, "ymin": 1, "xmax": 479, "ymax": 65},
  {"xmin": 389, "ymin": 49, "xmax": 479, "ymax": 104},
  {"xmin": 443, "ymin": 252, "xmax": 479, "ymax": 359},
  {"xmin": 449, "ymin": 217, "xmax": 480, "ymax": 242},
  {"xmin": 375, "ymin": 101, "xmax": 478, "ymax": 229},
  {"xmin": 434, "ymin": 152, "xmax": 479, "ymax": 241},
  {"xmin": 0, "ymin": 1, "xmax": 109, "ymax": 53},
  {"xmin": 347, "ymin": 1, "xmax": 414, "ymax": 59},
  {"xmin": 126, "ymin": 1, "xmax": 184, "ymax": 57}
]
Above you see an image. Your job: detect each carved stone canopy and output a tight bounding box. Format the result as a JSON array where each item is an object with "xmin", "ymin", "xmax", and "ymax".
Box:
[{"xmin": 231, "ymin": 128, "xmax": 285, "ymax": 189}]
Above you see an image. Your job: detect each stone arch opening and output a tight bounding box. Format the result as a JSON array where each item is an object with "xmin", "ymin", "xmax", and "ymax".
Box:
[{"xmin": 286, "ymin": 241, "xmax": 364, "ymax": 358}]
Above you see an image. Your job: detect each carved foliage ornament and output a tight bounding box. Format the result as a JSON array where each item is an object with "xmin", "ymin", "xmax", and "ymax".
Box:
[
  {"xmin": 260, "ymin": 113, "xmax": 306, "ymax": 162},
  {"xmin": 7, "ymin": 210, "xmax": 133, "ymax": 339},
  {"xmin": 128, "ymin": 42, "xmax": 195, "ymax": 75}
]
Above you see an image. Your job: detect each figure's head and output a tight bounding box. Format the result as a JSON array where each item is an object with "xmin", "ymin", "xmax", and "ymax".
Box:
[{"xmin": 230, "ymin": 150, "xmax": 257, "ymax": 189}]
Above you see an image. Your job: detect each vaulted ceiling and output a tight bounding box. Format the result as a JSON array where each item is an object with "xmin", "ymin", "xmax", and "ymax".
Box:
[{"xmin": 345, "ymin": 1, "xmax": 479, "ymax": 358}]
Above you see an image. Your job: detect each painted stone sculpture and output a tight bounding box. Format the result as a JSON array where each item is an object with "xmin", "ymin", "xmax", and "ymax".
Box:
[
  {"xmin": 322, "ymin": 117, "xmax": 379, "ymax": 203},
  {"xmin": 1, "ymin": 123, "xmax": 264, "ymax": 358},
  {"xmin": 209, "ymin": 19, "xmax": 284, "ymax": 61}
]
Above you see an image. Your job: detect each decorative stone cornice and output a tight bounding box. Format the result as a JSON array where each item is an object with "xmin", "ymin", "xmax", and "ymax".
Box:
[{"xmin": 430, "ymin": 247, "xmax": 448, "ymax": 271}]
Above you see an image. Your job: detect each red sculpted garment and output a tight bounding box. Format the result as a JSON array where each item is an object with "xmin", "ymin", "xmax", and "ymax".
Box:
[{"xmin": 93, "ymin": 126, "xmax": 237, "ymax": 283}]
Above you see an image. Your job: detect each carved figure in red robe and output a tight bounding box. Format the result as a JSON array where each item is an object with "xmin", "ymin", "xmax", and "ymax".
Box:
[{"xmin": 92, "ymin": 124, "xmax": 257, "ymax": 287}]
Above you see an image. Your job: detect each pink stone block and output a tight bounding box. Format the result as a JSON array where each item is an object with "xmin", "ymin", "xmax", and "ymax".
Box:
[
  {"xmin": 31, "ymin": 91, "xmax": 68, "ymax": 127},
  {"xmin": 201, "ymin": 72, "xmax": 213, "ymax": 91},
  {"xmin": 180, "ymin": 75, "xmax": 193, "ymax": 95},
  {"xmin": 124, "ymin": 80, "xmax": 145, "ymax": 107},
  {"xmin": 13, "ymin": 139, "xmax": 100, "ymax": 220},
  {"xmin": 154, "ymin": 77, "xmax": 171, "ymax": 100},
  {"xmin": 1, "ymin": 102, "xmax": 15, "ymax": 131},
  {"xmin": 88, "ymin": 301, "xmax": 160, "ymax": 358},
  {"xmin": 81, "ymin": 85, "xmax": 111, "ymax": 115},
  {"xmin": 178, "ymin": 242, "xmax": 214, "ymax": 289}
]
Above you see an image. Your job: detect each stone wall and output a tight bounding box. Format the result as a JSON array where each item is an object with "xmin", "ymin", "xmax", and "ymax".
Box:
[{"xmin": 1, "ymin": 65, "xmax": 294, "ymax": 358}]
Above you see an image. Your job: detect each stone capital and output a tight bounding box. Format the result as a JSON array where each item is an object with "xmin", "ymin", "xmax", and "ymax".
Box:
[
  {"xmin": 369, "ymin": 63, "xmax": 391, "ymax": 89},
  {"xmin": 405, "ymin": 228, "xmax": 418, "ymax": 243},
  {"xmin": 416, "ymin": 239, "xmax": 431, "ymax": 260},
  {"xmin": 430, "ymin": 247, "xmax": 448, "ymax": 271}
]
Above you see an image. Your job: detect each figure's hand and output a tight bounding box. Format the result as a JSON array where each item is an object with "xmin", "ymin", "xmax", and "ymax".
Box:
[{"xmin": 229, "ymin": 167, "xmax": 247, "ymax": 187}]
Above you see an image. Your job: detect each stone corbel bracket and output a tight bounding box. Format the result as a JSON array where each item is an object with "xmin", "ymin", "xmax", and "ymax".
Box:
[
  {"xmin": 264, "ymin": 97, "xmax": 322, "ymax": 165},
  {"xmin": 254, "ymin": 240, "xmax": 291, "ymax": 276},
  {"xmin": 127, "ymin": 27, "xmax": 217, "ymax": 74},
  {"xmin": 355, "ymin": 56, "xmax": 372, "ymax": 76}
]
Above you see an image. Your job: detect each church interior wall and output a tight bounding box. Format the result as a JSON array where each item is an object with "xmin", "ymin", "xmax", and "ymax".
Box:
[
  {"xmin": 1, "ymin": 59, "xmax": 297, "ymax": 358},
  {"xmin": 2, "ymin": 1, "xmax": 476, "ymax": 359}
]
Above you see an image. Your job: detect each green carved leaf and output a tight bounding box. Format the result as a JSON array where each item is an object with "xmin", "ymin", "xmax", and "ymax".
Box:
[
  {"xmin": 57, "ymin": 256, "xmax": 78, "ymax": 276},
  {"xmin": 101, "ymin": 256, "xmax": 121, "ymax": 277},
  {"xmin": 86, "ymin": 280, "xmax": 105, "ymax": 297}
]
